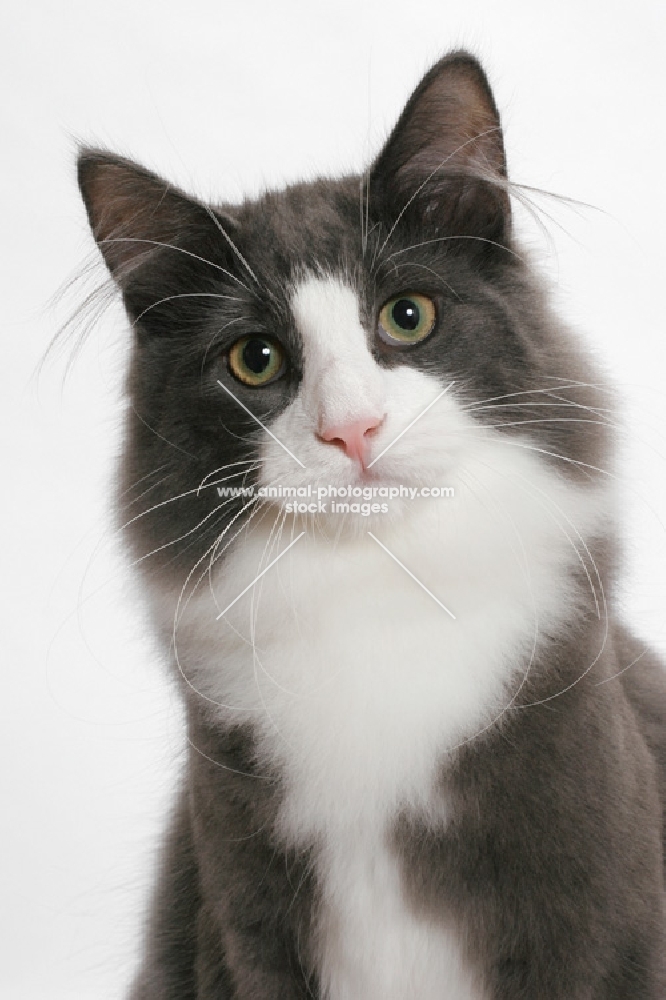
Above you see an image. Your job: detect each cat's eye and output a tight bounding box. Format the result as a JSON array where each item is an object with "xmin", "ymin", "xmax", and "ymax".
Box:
[
  {"xmin": 377, "ymin": 294, "xmax": 436, "ymax": 346},
  {"xmin": 227, "ymin": 336, "xmax": 286, "ymax": 387}
]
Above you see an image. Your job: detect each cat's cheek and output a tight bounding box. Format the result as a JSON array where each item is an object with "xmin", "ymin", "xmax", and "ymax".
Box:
[{"xmin": 365, "ymin": 366, "xmax": 468, "ymax": 481}]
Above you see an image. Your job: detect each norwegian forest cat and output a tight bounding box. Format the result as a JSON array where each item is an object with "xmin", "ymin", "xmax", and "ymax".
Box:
[{"xmin": 78, "ymin": 52, "xmax": 666, "ymax": 999}]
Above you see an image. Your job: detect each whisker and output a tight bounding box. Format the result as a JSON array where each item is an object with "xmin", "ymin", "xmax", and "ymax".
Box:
[
  {"xmin": 382, "ymin": 259, "xmax": 462, "ymax": 299},
  {"xmin": 466, "ymin": 400, "xmax": 613, "ymax": 416},
  {"xmin": 130, "ymin": 403, "xmax": 198, "ymax": 460},
  {"xmin": 197, "ymin": 459, "xmax": 261, "ymax": 494},
  {"xmin": 595, "ymin": 646, "xmax": 650, "ymax": 687},
  {"xmin": 471, "ymin": 433, "xmax": 612, "ymax": 478},
  {"xmin": 117, "ymin": 464, "xmax": 171, "ymax": 508},
  {"xmin": 133, "ymin": 291, "xmax": 243, "ymax": 325},
  {"xmin": 206, "ymin": 491, "xmax": 284, "ymax": 616},
  {"xmin": 248, "ymin": 511, "xmax": 298, "ymax": 744},
  {"xmin": 171, "ymin": 495, "xmax": 265, "ymax": 707},
  {"xmin": 463, "ymin": 382, "xmax": 615, "ymax": 411},
  {"xmin": 511, "ymin": 498, "xmax": 609, "ymax": 709},
  {"xmin": 201, "ymin": 317, "xmax": 244, "ymax": 373},
  {"xmin": 120, "ymin": 464, "xmax": 260, "ymax": 533},
  {"xmin": 201, "ymin": 204, "xmax": 260, "ymax": 287},
  {"xmin": 186, "ymin": 730, "xmax": 274, "ymax": 784},
  {"xmin": 481, "ymin": 457, "xmax": 603, "ymax": 622},
  {"xmin": 456, "ymin": 465, "xmax": 541, "ymax": 720},
  {"xmin": 99, "ymin": 237, "xmax": 254, "ymax": 295},
  {"xmin": 442, "ymin": 451, "xmax": 608, "ymax": 751},
  {"xmin": 130, "ymin": 497, "xmax": 241, "ymax": 567},
  {"xmin": 468, "ymin": 416, "xmax": 613, "ymax": 431},
  {"xmin": 378, "ymin": 234, "xmax": 523, "ymax": 269},
  {"xmin": 359, "ymin": 174, "xmax": 366, "ymax": 259}
]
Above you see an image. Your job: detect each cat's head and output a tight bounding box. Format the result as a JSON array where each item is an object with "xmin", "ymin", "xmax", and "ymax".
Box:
[{"xmin": 78, "ymin": 51, "xmax": 610, "ymax": 585}]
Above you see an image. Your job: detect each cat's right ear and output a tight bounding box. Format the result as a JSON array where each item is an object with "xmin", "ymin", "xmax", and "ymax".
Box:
[{"xmin": 77, "ymin": 149, "xmax": 238, "ymax": 329}]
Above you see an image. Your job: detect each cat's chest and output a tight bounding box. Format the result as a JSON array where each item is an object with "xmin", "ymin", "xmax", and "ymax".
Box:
[
  {"xmin": 165, "ymin": 451, "xmax": 600, "ymax": 839},
  {"xmin": 317, "ymin": 836, "xmax": 485, "ymax": 1000},
  {"xmin": 164, "ymin": 485, "xmax": 596, "ymax": 997},
  {"xmin": 176, "ymin": 509, "xmax": 537, "ymax": 838}
]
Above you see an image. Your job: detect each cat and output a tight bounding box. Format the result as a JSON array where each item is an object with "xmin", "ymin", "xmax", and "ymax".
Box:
[{"xmin": 78, "ymin": 51, "xmax": 666, "ymax": 999}]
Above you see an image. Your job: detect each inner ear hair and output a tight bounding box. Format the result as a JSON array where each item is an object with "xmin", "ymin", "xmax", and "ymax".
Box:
[
  {"xmin": 370, "ymin": 51, "xmax": 510, "ymax": 242},
  {"xmin": 77, "ymin": 149, "xmax": 226, "ymax": 284}
]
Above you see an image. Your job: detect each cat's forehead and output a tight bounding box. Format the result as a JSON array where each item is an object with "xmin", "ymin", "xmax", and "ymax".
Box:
[{"xmin": 235, "ymin": 175, "xmax": 365, "ymax": 283}]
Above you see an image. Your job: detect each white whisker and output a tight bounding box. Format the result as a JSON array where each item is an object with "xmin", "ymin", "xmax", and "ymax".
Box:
[
  {"xmin": 133, "ymin": 291, "xmax": 243, "ymax": 325},
  {"xmin": 100, "ymin": 236, "xmax": 254, "ymax": 295},
  {"xmin": 202, "ymin": 204, "xmax": 261, "ymax": 287}
]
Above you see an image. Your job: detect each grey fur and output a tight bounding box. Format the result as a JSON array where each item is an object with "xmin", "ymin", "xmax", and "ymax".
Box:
[{"xmin": 78, "ymin": 51, "xmax": 666, "ymax": 999}]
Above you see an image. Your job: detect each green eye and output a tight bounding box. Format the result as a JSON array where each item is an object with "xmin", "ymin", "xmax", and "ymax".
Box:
[
  {"xmin": 227, "ymin": 336, "xmax": 286, "ymax": 386},
  {"xmin": 378, "ymin": 294, "xmax": 436, "ymax": 346}
]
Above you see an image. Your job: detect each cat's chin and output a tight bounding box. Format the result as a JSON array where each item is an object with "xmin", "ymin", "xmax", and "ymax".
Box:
[
  {"xmin": 256, "ymin": 466, "xmax": 454, "ymax": 539},
  {"xmin": 279, "ymin": 503, "xmax": 411, "ymax": 540}
]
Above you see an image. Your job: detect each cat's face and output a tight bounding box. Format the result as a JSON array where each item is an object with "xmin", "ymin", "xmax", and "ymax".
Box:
[{"xmin": 79, "ymin": 52, "xmax": 609, "ymax": 583}]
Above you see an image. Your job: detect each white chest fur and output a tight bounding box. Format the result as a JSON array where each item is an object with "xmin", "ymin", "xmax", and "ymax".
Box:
[
  {"xmin": 156, "ymin": 438, "xmax": 607, "ymax": 999},
  {"xmin": 317, "ymin": 835, "xmax": 484, "ymax": 1000}
]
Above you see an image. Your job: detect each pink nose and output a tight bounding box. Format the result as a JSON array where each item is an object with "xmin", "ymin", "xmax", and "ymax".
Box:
[{"xmin": 319, "ymin": 415, "xmax": 384, "ymax": 467}]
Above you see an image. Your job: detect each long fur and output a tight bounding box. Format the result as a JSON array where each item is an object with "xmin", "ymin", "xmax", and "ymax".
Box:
[{"xmin": 78, "ymin": 51, "xmax": 666, "ymax": 999}]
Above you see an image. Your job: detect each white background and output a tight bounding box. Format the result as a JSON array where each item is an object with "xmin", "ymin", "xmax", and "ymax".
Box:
[{"xmin": 2, "ymin": 1, "xmax": 665, "ymax": 997}]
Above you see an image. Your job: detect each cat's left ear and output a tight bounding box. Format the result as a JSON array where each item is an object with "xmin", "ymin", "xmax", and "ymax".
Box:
[{"xmin": 369, "ymin": 51, "xmax": 510, "ymax": 248}]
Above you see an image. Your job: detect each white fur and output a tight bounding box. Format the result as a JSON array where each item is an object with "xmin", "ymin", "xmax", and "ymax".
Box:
[
  {"xmin": 150, "ymin": 275, "xmax": 612, "ymax": 1000},
  {"xmin": 291, "ymin": 274, "xmax": 385, "ymax": 432},
  {"xmin": 318, "ymin": 835, "xmax": 483, "ymax": 1000}
]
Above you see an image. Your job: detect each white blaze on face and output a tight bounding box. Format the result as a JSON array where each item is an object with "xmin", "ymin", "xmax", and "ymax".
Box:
[
  {"xmin": 262, "ymin": 268, "xmax": 472, "ymax": 487},
  {"xmin": 290, "ymin": 274, "xmax": 386, "ymax": 435}
]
